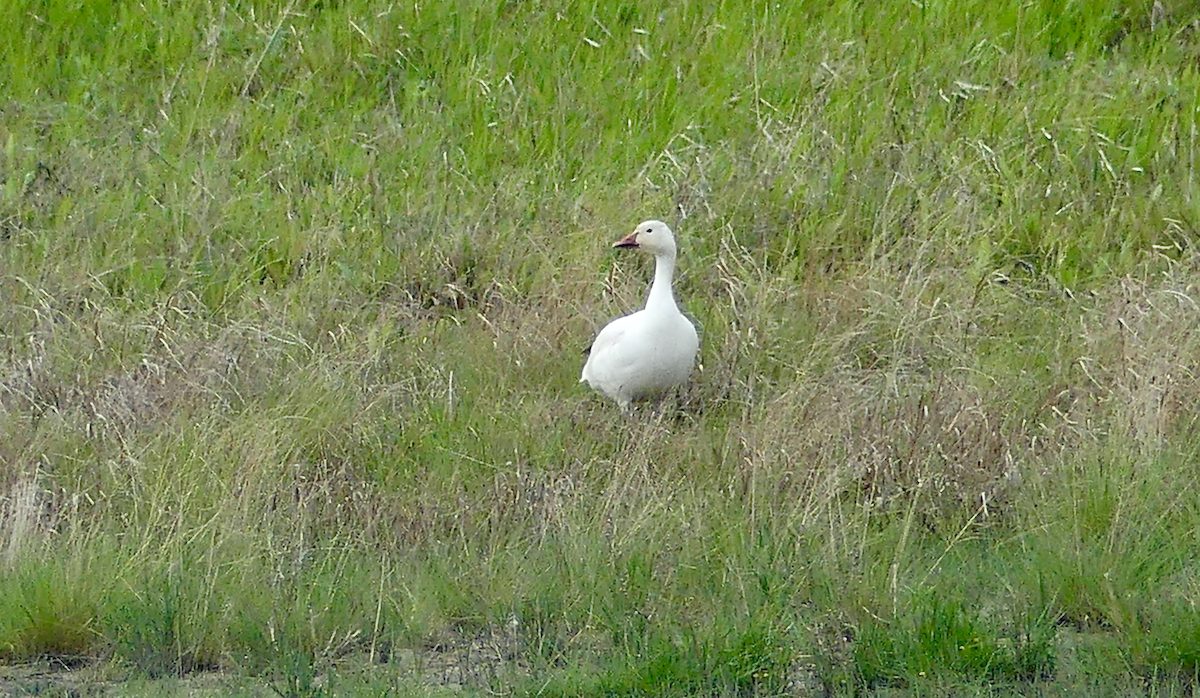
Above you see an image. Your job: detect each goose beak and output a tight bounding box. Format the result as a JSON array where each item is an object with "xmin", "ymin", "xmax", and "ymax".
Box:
[{"xmin": 613, "ymin": 232, "xmax": 640, "ymax": 248}]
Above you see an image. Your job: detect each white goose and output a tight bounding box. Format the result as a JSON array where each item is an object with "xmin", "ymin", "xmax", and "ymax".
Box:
[{"xmin": 581, "ymin": 220, "xmax": 699, "ymax": 411}]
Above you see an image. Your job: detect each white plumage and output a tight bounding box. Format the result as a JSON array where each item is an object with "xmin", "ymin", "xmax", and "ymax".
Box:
[{"xmin": 580, "ymin": 220, "xmax": 699, "ymax": 411}]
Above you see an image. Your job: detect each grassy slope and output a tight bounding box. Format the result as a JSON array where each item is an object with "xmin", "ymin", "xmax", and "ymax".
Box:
[{"xmin": 3, "ymin": 0, "xmax": 1200, "ymax": 695}]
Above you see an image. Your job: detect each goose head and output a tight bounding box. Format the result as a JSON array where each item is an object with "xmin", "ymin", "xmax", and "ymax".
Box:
[{"xmin": 613, "ymin": 220, "xmax": 677, "ymax": 259}]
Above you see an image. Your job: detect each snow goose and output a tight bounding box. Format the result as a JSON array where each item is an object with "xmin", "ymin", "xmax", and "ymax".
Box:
[{"xmin": 581, "ymin": 220, "xmax": 699, "ymax": 411}]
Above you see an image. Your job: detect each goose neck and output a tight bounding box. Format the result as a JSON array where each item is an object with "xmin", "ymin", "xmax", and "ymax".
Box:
[{"xmin": 645, "ymin": 253, "xmax": 679, "ymax": 312}]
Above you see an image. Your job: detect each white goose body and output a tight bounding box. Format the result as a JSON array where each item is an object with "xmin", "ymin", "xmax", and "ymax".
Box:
[{"xmin": 581, "ymin": 220, "xmax": 699, "ymax": 410}]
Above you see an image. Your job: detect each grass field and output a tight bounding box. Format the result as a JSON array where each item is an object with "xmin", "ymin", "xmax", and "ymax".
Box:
[{"xmin": 3, "ymin": 0, "xmax": 1200, "ymax": 695}]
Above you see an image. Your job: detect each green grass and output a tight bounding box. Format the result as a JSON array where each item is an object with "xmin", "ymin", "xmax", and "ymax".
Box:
[{"xmin": 4, "ymin": 0, "xmax": 1200, "ymax": 695}]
